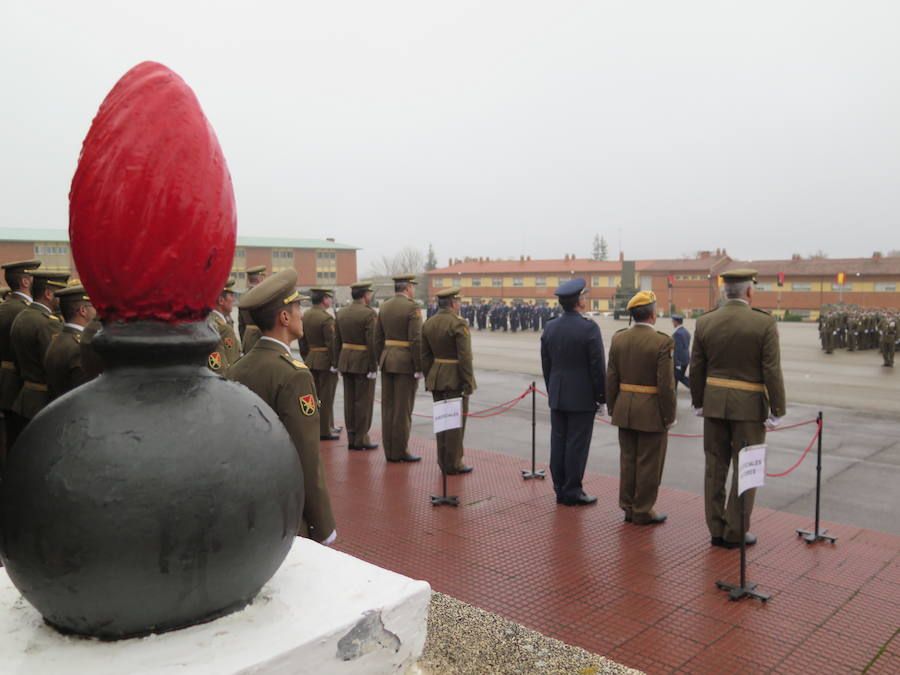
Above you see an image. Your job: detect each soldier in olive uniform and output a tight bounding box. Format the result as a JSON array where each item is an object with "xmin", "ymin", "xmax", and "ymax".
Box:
[
  {"xmin": 422, "ymin": 287, "xmax": 477, "ymax": 474},
  {"xmin": 228, "ymin": 268, "xmax": 336, "ymax": 544},
  {"xmin": 374, "ymin": 274, "xmax": 423, "ymax": 463},
  {"xmin": 607, "ymin": 291, "xmax": 675, "ymax": 525},
  {"xmin": 80, "ymin": 317, "xmax": 104, "ymax": 380},
  {"xmin": 44, "ymin": 285, "xmax": 96, "ymax": 400},
  {"xmin": 298, "ymin": 287, "xmax": 341, "ymax": 440},
  {"xmin": 10, "ymin": 269, "xmax": 69, "ymax": 422},
  {"xmin": 207, "ymin": 279, "xmax": 240, "ymax": 373},
  {"xmin": 880, "ymin": 313, "xmax": 897, "ymax": 367},
  {"xmin": 239, "ymin": 265, "xmax": 267, "ymax": 354},
  {"xmin": 0, "ymin": 259, "xmax": 41, "ymax": 460},
  {"xmin": 334, "ymin": 281, "xmax": 379, "ymax": 450},
  {"xmin": 690, "ymin": 269, "xmax": 786, "ymax": 549}
]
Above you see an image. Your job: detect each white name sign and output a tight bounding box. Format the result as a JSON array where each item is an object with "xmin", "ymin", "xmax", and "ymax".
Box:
[
  {"xmin": 738, "ymin": 444, "xmax": 767, "ymax": 496},
  {"xmin": 433, "ymin": 398, "xmax": 463, "ymax": 434}
]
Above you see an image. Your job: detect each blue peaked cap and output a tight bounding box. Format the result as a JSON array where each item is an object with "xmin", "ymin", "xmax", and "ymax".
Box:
[{"xmin": 554, "ymin": 277, "xmax": 587, "ymax": 298}]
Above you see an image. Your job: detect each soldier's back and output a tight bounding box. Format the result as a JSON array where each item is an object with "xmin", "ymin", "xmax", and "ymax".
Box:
[{"xmin": 44, "ymin": 327, "xmax": 84, "ymax": 399}]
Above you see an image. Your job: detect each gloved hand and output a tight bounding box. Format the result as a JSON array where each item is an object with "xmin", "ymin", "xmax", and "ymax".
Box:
[
  {"xmin": 322, "ymin": 530, "xmax": 337, "ymax": 546},
  {"xmin": 764, "ymin": 415, "xmax": 783, "ymax": 430},
  {"xmin": 366, "ymin": 371, "xmax": 377, "ymax": 380},
  {"xmin": 329, "ymin": 367, "xmax": 338, "ymax": 374},
  {"xmin": 596, "ymin": 404, "xmax": 607, "ymax": 417},
  {"xmin": 666, "ymin": 419, "xmax": 677, "ymax": 429},
  {"xmin": 414, "ymin": 371, "xmax": 423, "ymax": 380},
  {"xmin": 694, "ymin": 407, "xmax": 704, "ymax": 417}
]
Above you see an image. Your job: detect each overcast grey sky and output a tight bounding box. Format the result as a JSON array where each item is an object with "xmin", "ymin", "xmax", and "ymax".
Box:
[{"xmin": 2, "ymin": 1, "xmax": 898, "ymax": 273}]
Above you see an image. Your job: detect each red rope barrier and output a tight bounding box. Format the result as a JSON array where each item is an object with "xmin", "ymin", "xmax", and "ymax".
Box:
[{"xmin": 766, "ymin": 419, "xmax": 822, "ymax": 477}]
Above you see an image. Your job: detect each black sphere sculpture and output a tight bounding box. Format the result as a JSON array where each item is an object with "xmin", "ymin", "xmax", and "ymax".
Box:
[{"xmin": 0, "ymin": 62, "xmax": 304, "ymax": 639}]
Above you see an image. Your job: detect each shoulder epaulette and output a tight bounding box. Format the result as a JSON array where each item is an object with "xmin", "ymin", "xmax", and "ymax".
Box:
[
  {"xmin": 615, "ymin": 327, "xmax": 628, "ymax": 334},
  {"xmin": 752, "ymin": 307, "xmax": 771, "ymax": 316},
  {"xmin": 657, "ymin": 330, "xmax": 670, "ymax": 337},
  {"xmin": 49, "ymin": 314, "xmax": 61, "ymax": 321},
  {"xmin": 280, "ymin": 352, "xmax": 308, "ymax": 369}
]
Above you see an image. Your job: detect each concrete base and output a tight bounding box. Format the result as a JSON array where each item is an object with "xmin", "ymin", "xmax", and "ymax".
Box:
[{"xmin": 0, "ymin": 538, "xmax": 431, "ymax": 674}]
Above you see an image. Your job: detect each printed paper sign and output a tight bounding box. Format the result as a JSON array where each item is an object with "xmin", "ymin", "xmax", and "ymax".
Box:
[
  {"xmin": 433, "ymin": 398, "xmax": 463, "ymax": 434},
  {"xmin": 738, "ymin": 444, "xmax": 767, "ymax": 496}
]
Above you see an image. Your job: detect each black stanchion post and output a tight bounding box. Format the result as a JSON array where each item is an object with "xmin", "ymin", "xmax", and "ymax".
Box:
[
  {"xmin": 431, "ymin": 469, "xmax": 459, "ymax": 507},
  {"xmin": 796, "ymin": 411, "xmax": 837, "ymax": 544},
  {"xmin": 522, "ymin": 382, "xmax": 545, "ymax": 480},
  {"xmin": 716, "ymin": 443, "xmax": 770, "ymax": 603}
]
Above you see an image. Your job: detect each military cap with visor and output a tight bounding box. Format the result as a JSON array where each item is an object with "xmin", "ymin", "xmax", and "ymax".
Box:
[
  {"xmin": 239, "ymin": 268, "xmax": 301, "ymax": 313},
  {"xmin": 222, "ymin": 278, "xmax": 236, "ymax": 293},
  {"xmin": 554, "ymin": 277, "xmax": 588, "ymax": 299},
  {"xmin": 27, "ymin": 270, "xmax": 70, "ymax": 288},
  {"xmin": 392, "ymin": 274, "xmax": 418, "ymax": 284},
  {"xmin": 245, "ymin": 265, "xmax": 267, "ymax": 276},
  {"xmin": 720, "ymin": 268, "xmax": 758, "ymax": 283},
  {"xmin": 1, "ymin": 259, "xmax": 41, "ymax": 271},
  {"xmin": 350, "ymin": 281, "xmax": 374, "ymax": 291},
  {"xmin": 309, "ymin": 287, "xmax": 334, "ymax": 297},
  {"xmin": 55, "ymin": 284, "xmax": 91, "ymax": 303},
  {"xmin": 435, "ymin": 287, "xmax": 461, "ymax": 299},
  {"xmin": 626, "ymin": 290, "xmax": 657, "ymax": 311}
]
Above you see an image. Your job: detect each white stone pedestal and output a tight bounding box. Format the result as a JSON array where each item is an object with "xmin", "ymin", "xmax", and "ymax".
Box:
[{"xmin": 0, "ymin": 538, "xmax": 431, "ymax": 674}]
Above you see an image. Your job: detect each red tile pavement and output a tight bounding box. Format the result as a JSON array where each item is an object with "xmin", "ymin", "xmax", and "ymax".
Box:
[{"xmin": 323, "ymin": 430, "xmax": 900, "ymax": 674}]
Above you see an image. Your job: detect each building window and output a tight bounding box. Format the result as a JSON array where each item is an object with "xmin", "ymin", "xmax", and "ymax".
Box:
[
  {"xmin": 492, "ymin": 278, "xmax": 503, "ymax": 287},
  {"xmin": 755, "ymin": 283, "xmax": 772, "ymax": 291},
  {"xmin": 470, "ymin": 278, "xmax": 481, "ymax": 287},
  {"xmin": 831, "ymin": 283, "xmax": 852, "ymax": 292},
  {"xmin": 33, "ymin": 243, "xmax": 71, "ymax": 271},
  {"xmin": 536, "ymin": 277, "xmax": 547, "ymax": 287},
  {"xmin": 875, "ymin": 282, "xmax": 896, "ymax": 292},
  {"xmin": 792, "ymin": 283, "xmax": 812, "ymax": 292},
  {"xmin": 591, "ymin": 277, "xmax": 600, "ymax": 287},
  {"xmin": 512, "ymin": 277, "xmax": 524, "ymax": 287},
  {"xmin": 609, "ymin": 276, "xmax": 617, "ymax": 287},
  {"xmin": 433, "ymin": 278, "xmax": 444, "ymax": 288},
  {"xmin": 272, "ymin": 249, "xmax": 294, "ymax": 271}
]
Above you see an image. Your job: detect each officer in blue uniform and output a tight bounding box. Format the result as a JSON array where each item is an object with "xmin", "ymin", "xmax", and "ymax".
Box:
[
  {"xmin": 540, "ymin": 278, "xmax": 607, "ymax": 506},
  {"xmin": 671, "ymin": 314, "xmax": 691, "ymax": 389}
]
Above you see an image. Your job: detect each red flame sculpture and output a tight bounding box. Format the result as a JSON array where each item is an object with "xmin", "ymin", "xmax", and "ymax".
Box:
[{"xmin": 69, "ymin": 61, "xmax": 236, "ymax": 323}]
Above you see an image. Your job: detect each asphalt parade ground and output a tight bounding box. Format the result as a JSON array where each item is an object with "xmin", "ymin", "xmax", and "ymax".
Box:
[{"xmin": 334, "ymin": 317, "xmax": 900, "ymax": 536}]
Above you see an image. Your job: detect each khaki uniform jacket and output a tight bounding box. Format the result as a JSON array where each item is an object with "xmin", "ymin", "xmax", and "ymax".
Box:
[
  {"xmin": 880, "ymin": 317, "xmax": 898, "ymax": 344},
  {"xmin": 44, "ymin": 325, "xmax": 88, "ymax": 399},
  {"xmin": 298, "ymin": 306, "xmax": 337, "ymax": 371},
  {"xmin": 10, "ymin": 303, "xmax": 62, "ymax": 418},
  {"xmin": 207, "ymin": 311, "xmax": 240, "ymax": 372},
  {"xmin": 227, "ymin": 339, "xmax": 336, "ymax": 542},
  {"xmin": 0, "ymin": 293, "xmax": 31, "ymax": 409},
  {"xmin": 80, "ymin": 318, "xmax": 104, "ymax": 379},
  {"xmin": 690, "ymin": 300, "xmax": 786, "ymax": 422},
  {"xmin": 334, "ymin": 300, "xmax": 377, "ymax": 374},
  {"xmin": 607, "ymin": 324, "xmax": 676, "ymax": 432},
  {"xmin": 374, "ymin": 294, "xmax": 422, "ymax": 374},
  {"xmin": 421, "ymin": 309, "xmax": 476, "ymax": 394}
]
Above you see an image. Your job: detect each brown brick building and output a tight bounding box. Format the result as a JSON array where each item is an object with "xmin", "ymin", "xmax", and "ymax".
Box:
[{"xmin": 0, "ymin": 228, "xmax": 358, "ymax": 293}]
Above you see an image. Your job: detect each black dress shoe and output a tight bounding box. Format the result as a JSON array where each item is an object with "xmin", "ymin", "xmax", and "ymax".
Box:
[
  {"xmin": 633, "ymin": 512, "xmax": 667, "ymax": 525},
  {"xmin": 320, "ymin": 434, "xmax": 340, "ymax": 441},
  {"xmin": 387, "ymin": 454, "xmax": 421, "ymax": 463},
  {"xmin": 447, "ymin": 465, "xmax": 473, "ymax": 475},
  {"xmin": 711, "ymin": 532, "xmax": 757, "ymax": 549},
  {"xmin": 331, "ymin": 426, "xmax": 343, "ymax": 433},
  {"xmin": 562, "ymin": 494, "xmax": 598, "ymax": 506},
  {"xmin": 352, "ymin": 443, "xmax": 378, "ymax": 451},
  {"xmin": 624, "ymin": 513, "xmax": 633, "ymax": 522}
]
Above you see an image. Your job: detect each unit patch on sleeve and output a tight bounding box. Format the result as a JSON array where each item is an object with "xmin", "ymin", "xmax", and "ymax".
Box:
[{"xmin": 299, "ymin": 394, "xmax": 317, "ymax": 416}]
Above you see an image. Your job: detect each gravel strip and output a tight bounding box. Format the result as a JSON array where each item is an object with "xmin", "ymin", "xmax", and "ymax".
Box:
[{"xmin": 413, "ymin": 592, "xmax": 643, "ymax": 675}]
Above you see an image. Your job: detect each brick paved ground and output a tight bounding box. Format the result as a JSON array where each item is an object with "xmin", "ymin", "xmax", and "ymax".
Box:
[{"xmin": 325, "ymin": 430, "xmax": 900, "ymax": 674}]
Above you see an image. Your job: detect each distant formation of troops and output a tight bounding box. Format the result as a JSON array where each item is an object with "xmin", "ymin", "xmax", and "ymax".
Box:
[
  {"xmin": 428, "ymin": 300, "xmax": 562, "ymax": 332},
  {"xmin": 819, "ymin": 306, "xmax": 898, "ymax": 367}
]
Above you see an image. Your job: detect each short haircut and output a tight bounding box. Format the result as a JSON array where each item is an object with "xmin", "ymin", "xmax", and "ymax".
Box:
[
  {"xmin": 630, "ymin": 303, "xmax": 655, "ymax": 322},
  {"xmin": 394, "ymin": 281, "xmax": 410, "ymax": 293},
  {"xmin": 32, "ymin": 277, "xmax": 52, "ymax": 299},
  {"xmin": 724, "ymin": 280, "xmax": 752, "ymax": 299},
  {"xmin": 437, "ymin": 296, "xmax": 455, "ymax": 309},
  {"xmin": 559, "ymin": 296, "xmax": 577, "ymax": 312},
  {"xmin": 672, "ymin": 316, "xmax": 683, "ymax": 325},
  {"xmin": 351, "ymin": 287, "xmax": 369, "ymax": 300},
  {"xmin": 311, "ymin": 290, "xmax": 329, "ymax": 305},
  {"xmin": 5, "ymin": 270, "xmax": 27, "ymax": 291},
  {"xmin": 251, "ymin": 301, "xmax": 297, "ymax": 332},
  {"xmin": 61, "ymin": 299, "xmax": 89, "ymax": 323}
]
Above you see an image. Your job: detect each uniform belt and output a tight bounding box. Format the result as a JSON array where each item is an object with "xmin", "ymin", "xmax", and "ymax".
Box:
[
  {"xmin": 434, "ymin": 358, "xmax": 459, "ymax": 364},
  {"xmin": 706, "ymin": 376, "xmax": 766, "ymax": 393},
  {"xmin": 342, "ymin": 343, "xmax": 368, "ymax": 351},
  {"xmin": 620, "ymin": 383, "xmax": 658, "ymax": 394},
  {"xmin": 1, "ymin": 361, "xmax": 16, "ymax": 372},
  {"xmin": 308, "ymin": 347, "xmax": 329, "ymax": 352},
  {"xmin": 24, "ymin": 381, "xmax": 48, "ymax": 392},
  {"xmin": 385, "ymin": 340, "xmax": 411, "ymax": 347}
]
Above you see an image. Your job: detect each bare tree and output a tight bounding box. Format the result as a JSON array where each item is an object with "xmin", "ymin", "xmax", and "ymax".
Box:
[{"xmin": 365, "ymin": 246, "xmax": 426, "ymax": 278}]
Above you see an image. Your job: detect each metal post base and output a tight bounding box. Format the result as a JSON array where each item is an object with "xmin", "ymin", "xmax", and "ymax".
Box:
[
  {"xmin": 521, "ymin": 469, "xmax": 546, "ymax": 480},
  {"xmin": 430, "ymin": 494, "xmax": 459, "ymax": 507},
  {"xmin": 715, "ymin": 579, "xmax": 770, "ymax": 603},
  {"xmin": 796, "ymin": 528, "xmax": 837, "ymax": 544}
]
